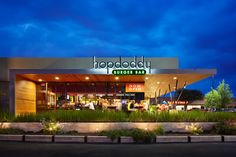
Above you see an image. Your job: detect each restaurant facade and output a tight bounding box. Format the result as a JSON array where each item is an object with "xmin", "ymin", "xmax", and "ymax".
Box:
[{"xmin": 0, "ymin": 57, "xmax": 216, "ymax": 115}]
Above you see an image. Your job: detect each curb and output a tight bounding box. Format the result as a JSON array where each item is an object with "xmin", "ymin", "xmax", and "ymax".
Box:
[
  {"xmin": 120, "ymin": 136, "xmax": 134, "ymax": 143},
  {"xmin": 224, "ymin": 135, "xmax": 236, "ymax": 142},
  {"xmin": 0, "ymin": 135, "xmax": 235, "ymax": 143},
  {"xmin": 87, "ymin": 136, "xmax": 118, "ymax": 143},
  {"xmin": 156, "ymin": 136, "xmax": 188, "ymax": 143},
  {"xmin": 190, "ymin": 135, "xmax": 222, "ymax": 143},
  {"xmin": 54, "ymin": 135, "xmax": 85, "ymax": 143},
  {"xmin": 0, "ymin": 135, "xmax": 23, "ymax": 141},
  {"xmin": 25, "ymin": 135, "xmax": 53, "ymax": 142}
]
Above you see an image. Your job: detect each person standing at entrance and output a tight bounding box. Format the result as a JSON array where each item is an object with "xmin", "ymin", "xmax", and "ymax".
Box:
[
  {"xmin": 85, "ymin": 101, "xmax": 95, "ymax": 110},
  {"xmin": 90, "ymin": 102, "xmax": 95, "ymax": 110}
]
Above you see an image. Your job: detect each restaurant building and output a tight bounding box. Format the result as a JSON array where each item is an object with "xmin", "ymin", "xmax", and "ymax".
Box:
[{"xmin": 0, "ymin": 57, "xmax": 216, "ymax": 115}]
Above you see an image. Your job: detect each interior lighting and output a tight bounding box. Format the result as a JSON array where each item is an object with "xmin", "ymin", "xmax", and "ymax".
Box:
[{"xmin": 55, "ymin": 77, "xmax": 59, "ymax": 80}]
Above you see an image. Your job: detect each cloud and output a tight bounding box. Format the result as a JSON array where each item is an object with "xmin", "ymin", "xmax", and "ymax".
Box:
[{"xmin": 0, "ymin": 0, "xmax": 235, "ymax": 94}]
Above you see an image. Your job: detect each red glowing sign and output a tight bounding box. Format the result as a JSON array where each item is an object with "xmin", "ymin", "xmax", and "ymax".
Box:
[{"xmin": 125, "ymin": 83, "xmax": 144, "ymax": 93}]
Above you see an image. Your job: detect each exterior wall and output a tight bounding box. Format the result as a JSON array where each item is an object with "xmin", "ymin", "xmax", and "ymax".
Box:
[
  {"xmin": 15, "ymin": 76, "xmax": 36, "ymax": 115},
  {"xmin": 0, "ymin": 58, "xmax": 8, "ymax": 81},
  {"xmin": 0, "ymin": 81, "xmax": 9, "ymax": 111},
  {"xmin": 0, "ymin": 57, "xmax": 179, "ymax": 81}
]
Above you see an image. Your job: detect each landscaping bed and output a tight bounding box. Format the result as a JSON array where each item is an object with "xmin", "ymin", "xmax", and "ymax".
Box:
[
  {"xmin": 1, "ymin": 110, "xmax": 236, "ymax": 122},
  {"xmin": 0, "ymin": 110, "xmax": 235, "ymax": 143}
]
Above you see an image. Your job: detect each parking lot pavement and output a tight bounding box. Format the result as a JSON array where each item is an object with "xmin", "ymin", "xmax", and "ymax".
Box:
[{"xmin": 0, "ymin": 142, "xmax": 235, "ymax": 157}]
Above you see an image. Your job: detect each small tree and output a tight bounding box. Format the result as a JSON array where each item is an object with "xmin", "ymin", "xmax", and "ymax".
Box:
[
  {"xmin": 217, "ymin": 80, "xmax": 233, "ymax": 108},
  {"xmin": 204, "ymin": 89, "xmax": 221, "ymax": 109},
  {"xmin": 204, "ymin": 80, "xmax": 233, "ymax": 109}
]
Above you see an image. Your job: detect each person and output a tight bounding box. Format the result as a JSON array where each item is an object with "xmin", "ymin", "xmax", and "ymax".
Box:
[
  {"xmin": 89, "ymin": 101, "xmax": 95, "ymax": 110},
  {"xmin": 127, "ymin": 100, "xmax": 137, "ymax": 112},
  {"xmin": 116, "ymin": 101, "xmax": 122, "ymax": 111},
  {"xmin": 97, "ymin": 101, "xmax": 103, "ymax": 110},
  {"xmin": 75, "ymin": 100, "xmax": 82, "ymax": 110},
  {"xmin": 85, "ymin": 101, "xmax": 95, "ymax": 110},
  {"xmin": 142, "ymin": 101, "xmax": 149, "ymax": 111}
]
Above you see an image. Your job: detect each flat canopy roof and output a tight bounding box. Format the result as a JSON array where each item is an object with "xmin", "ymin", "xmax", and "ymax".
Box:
[{"xmin": 16, "ymin": 68, "xmax": 216, "ymax": 97}]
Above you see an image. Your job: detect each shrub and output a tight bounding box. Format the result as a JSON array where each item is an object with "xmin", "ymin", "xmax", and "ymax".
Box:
[
  {"xmin": 62, "ymin": 130, "xmax": 80, "ymax": 135},
  {"xmin": 212, "ymin": 122, "xmax": 236, "ymax": 135},
  {"xmin": 98, "ymin": 126, "xmax": 164, "ymax": 143},
  {"xmin": 131, "ymin": 129, "xmax": 156, "ymax": 143},
  {"xmin": 41, "ymin": 118, "xmax": 61, "ymax": 134},
  {"xmin": 153, "ymin": 126, "xmax": 165, "ymax": 135},
  {"xmin": 0, "ymin": 128, "xmax": 25, "ymax": 134},
  {"xmin": 185, "ymin": 123, "xmax": 203, "ymax": 135}
]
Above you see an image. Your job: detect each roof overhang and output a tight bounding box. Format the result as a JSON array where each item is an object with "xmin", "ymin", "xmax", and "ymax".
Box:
[{"xmin": 12, "ymin": 68, "xmax": 216, "ymax": 98}]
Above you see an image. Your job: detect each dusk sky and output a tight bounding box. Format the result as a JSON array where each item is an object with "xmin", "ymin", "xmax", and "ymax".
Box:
[{"xmin": 0, "ymin": 0, "xmax": 236, "ymax": 95}]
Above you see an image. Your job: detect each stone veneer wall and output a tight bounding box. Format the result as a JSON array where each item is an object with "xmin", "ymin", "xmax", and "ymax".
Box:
[{"xmin": 0, "ymin": 122, "xmax": 218, "ymax": 133}]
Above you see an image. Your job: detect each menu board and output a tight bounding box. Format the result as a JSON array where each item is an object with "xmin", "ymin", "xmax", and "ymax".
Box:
[{"xmin": 125, "ymin": 83, "xmax": 144, "ymax": 93}]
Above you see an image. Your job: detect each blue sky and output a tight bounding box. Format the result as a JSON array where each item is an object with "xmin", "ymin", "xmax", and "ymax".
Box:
[{"xmin": 0, "ymin": 0, "xmax": 236, "ymax": 95}]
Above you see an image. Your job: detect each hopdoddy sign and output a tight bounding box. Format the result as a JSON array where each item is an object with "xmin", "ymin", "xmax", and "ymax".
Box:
[{"xmin": 93, "ymin": 56, "xmax": 151, "ymax": 74}]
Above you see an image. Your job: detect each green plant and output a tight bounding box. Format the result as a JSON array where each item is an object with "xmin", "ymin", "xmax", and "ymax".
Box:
[
  {"xmin": 62, "ymin": 130, "xmax": 80, "ymax": 135},
  {"xmin": 0, "ymin": 128, "xmax": 25, "ymax": 134},
  {"xmin": 205, "ymin": 80, "xmax": 233, "ymax": 109},
  {"xmin": 99, "ymin": 127, "xmax": 164, "ymax": 143},
  {"xmin": 1, "ymin": 110, "xmax": 235, "ymax": 122},
  {"xmin": 131, "ymin": 129, "xmax": 155, "ymax": 143},
  {"xmin": 185, "ymin": 123, "xmax": 203, "ymax": 135},
  {"xmin": 41, "ymin": 118, "xmax": 61, "ymax": 134},
  {"xmin": 0, "ymin": 110, "xmax": 14, "ymax": 122},
  {"xmin": 98, "ymin": 130, "xmax": 122, "ymax": 140},
  {"xmin": 205, "ymin": 89, "xmax": 221, "ymax": 109},
  {"xmin": 153, "ymin": 126, "xmax": 165, "ymax": 135},
  {"xmin": 217, "ymin": 80, "xmax": 233, "ymax": 108},
  {"xmin": 212, "ymin": 122, "xmax": 236, "ymax": 135}
]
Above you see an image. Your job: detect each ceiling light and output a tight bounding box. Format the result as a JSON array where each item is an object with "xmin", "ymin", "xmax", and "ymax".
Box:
[
  {"xmin": 38, "ymin": 79, "xmax": 43, "ymax": 82},
  {"xmin": 145, "ymin": 77, "xmax": 149, "ymax": 80},
  {"xmin": 85, "ymin": 76, "xmax": 89, "ymax": 80},
  {"xmin": 173, "ymin": 77, "xmax": 177, "ymax": 80},
  {"xmin": 55, "ymin": 77, "xmax": 59, "ymax": 80},
  {"xmin": 115, "ymin": 77, "xmax": 119, "ymax": 80}
]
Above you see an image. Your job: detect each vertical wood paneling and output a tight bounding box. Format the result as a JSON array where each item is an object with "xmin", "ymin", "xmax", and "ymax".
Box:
[{"xmin": 15, "ymin": 76, "xmax": 36, "ymax": 115}]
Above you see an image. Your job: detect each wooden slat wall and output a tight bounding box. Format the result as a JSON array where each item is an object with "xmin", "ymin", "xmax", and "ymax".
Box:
[{"xmin": 15, "ymin": 76, "xmax": 36, "ymax": 115}]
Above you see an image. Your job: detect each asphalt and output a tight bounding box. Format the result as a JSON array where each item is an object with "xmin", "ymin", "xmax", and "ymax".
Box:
[{"xmin": 0, "ymin": 142, "xmax": 235, "ymax": 157}]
